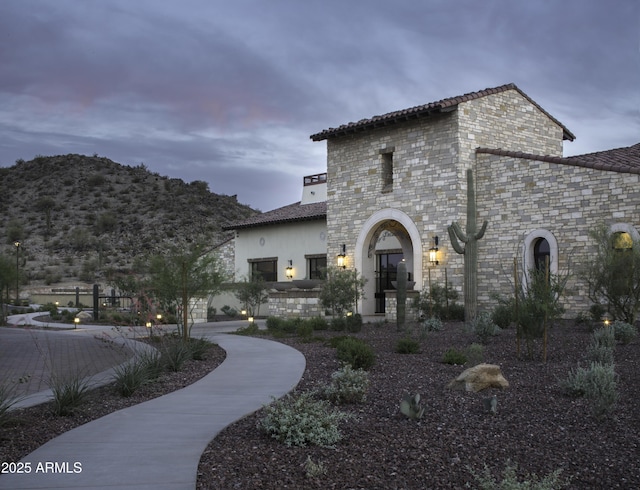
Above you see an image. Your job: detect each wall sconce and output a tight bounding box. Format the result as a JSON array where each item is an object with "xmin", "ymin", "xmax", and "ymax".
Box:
[
  {"xmin": 286, "ymin": 260, "xmax": 294, "ymax": 279},
  {"xmin": 337, "ymin": 244, "xmax": 346, "ymax": 269},
  {"xmin": 429, "ymin": 236, "xmax": 439, "ymax": 266}
]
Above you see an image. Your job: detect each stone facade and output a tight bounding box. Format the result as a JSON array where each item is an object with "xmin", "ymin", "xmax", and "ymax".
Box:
[{"xmin": 268, "ymin": 289, "xmax": 325, "ymax": 318}]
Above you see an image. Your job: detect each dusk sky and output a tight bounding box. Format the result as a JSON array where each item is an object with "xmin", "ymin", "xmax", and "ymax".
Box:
[{"xmin": 1, "ymin": 1, "xmax": 638, "ymax": 211}]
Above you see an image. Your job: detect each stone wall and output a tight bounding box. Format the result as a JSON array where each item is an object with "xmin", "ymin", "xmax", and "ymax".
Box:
[
  {"xmin": 475, "ymin": 152, "xmax": 640, "ymax": 317},
  {"xmin": 383, "ymin": 290, "xmax": 420, "ymax": 321},
  {"xmin": 268, "ymin": 289, "xmax": 325, "ymax": 318},
  {"xmin": 324, "ymin": 88, "xmax": 569, "ymax": 317}
]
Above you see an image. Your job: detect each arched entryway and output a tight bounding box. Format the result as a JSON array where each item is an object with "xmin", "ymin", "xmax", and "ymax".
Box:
[{"xmin": 355, "ymin": 209, "xmax": 423, "ymax": 316}]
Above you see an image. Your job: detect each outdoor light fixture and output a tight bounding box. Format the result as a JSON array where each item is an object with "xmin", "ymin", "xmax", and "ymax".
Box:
[
  {"xmin": 337, "ymin": 244, "xmax": 346, "ymax": 269},
  {"xmin": 248, "ymin": 316, "xmax": 254, "ymax": 323},
  {"xmin": 429, "ymin": 236, "xmax": 439, "ymax": 266},
  {"xmin": 145, "ymin": 321, "xmax": 152, "ymax": 329},
  {"xmin": 286, "ymin": 260, "xmax": 294, "ymax": 279},
  {"xmin": 73, "ymin": 317, "xmax": 80, "ymax": 329},
  {"xmin": 602, "ymin": 312, "xmax": 612, "ymax": 327}
]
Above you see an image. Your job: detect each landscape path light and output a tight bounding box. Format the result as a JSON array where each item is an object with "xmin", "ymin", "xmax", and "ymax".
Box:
[{"xmin": 14, "ymin": 241, "xmax": 20, "ymax": 304}]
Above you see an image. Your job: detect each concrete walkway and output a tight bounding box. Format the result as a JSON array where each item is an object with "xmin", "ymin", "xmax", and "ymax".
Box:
[{"xmin": 0, "ymin": 320, "xmax": 306, "ymax": 489}]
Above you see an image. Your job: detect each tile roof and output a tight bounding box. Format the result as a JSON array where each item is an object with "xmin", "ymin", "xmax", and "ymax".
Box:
[
  {"xmin": 222, "ymin": 201, "xmax": 327, "ymax": 230},
  {"xmin": 310, "ymin": 83, "xmax": 575, "ymax": 142},
  {"xmin": 477, "ymin": 142, "xmax": 640, "ymax": 175}
]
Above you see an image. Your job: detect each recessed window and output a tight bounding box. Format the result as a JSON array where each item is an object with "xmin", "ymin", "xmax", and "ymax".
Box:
[
  {"xmin": 249, "ymin": 259, "xmax": 277, "ymax": 282},
  {"xmin": 307, "ymin": 255, "xmax": 327, "ymax": 280},
  {"xmin": 380, "ymin": 149, "xmax": 394, "ymax": 193},
  {"xmin": 534, "ymin": 238, "xmax": 550, "ymax": 272}
]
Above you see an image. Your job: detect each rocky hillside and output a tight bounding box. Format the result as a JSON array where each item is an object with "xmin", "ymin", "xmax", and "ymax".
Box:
[{"xmin": 0, "ymin": 154, "xmax": 257, "ymax": 289}]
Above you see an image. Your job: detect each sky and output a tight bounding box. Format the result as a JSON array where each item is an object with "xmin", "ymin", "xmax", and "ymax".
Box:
[{"xmin": 1, "ymin": 1, "xmax": 639, "ymax": 211}]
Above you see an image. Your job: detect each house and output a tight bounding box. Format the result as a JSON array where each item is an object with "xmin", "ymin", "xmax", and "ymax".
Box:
[{"xmin": 220, "ymin": 83, "xmax": 640, "ymax": 320}]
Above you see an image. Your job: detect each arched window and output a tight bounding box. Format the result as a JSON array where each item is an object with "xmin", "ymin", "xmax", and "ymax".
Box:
[
  {"xmin": 523, "ymin": 230, "xmax": 558, "ymax": 276},
  {"xmin": 533, "ymin": 237, "xmax": 551, "ymax": 272}
]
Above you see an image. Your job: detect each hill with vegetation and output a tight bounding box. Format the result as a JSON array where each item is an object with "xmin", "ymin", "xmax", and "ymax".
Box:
[{"xmin": 0, "ymin": 154, "xmax": 257, "ymax": 291}]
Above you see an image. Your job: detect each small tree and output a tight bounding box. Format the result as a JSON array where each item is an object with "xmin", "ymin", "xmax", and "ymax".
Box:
[
  {"xmin": 582, "ymin": 225, "xmax": 640, "ymax": 324},
  {"xmin": 233, "ymin": 276, "xmax": 269, "ymax": 316},
  {"xmin": 319, "ymin": 267, "xmax": 366, "ymax": 319},
  {"xmin": 148, "ymin": 244, "xmax": 225, "ymax": 341}
]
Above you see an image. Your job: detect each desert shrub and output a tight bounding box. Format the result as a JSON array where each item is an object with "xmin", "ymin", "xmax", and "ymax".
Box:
[
  {"xmin": 466, "ymin": 343, "xmax": 485, "ymax": 365},
  {"xmin": 612, "ymin": 320, "xmax": 638, "ymax": 345},
  {"xmin": 259, "ymin": 391, "xmax": 351, "ymax": 447},
  {"xmin": 235, "ymin": 322, "xmax": 262, "ymax": 336},
  {"xmin": 420, "ymin": 316, "xmax": 443, "ymax": 337},
  {"xmin": 304, "ymin": 456, "xmax": 327, "ymax": 478},
  {"xmin": 591, "ymin": 327, "xmax": 616, "ymax": 349},
  {"xmin": 320, "ymin": 364, "xmax": 369, "ymax": 404},
  {"xmin": 470, "ymin": 459, "xmax": 568, "ymax": 490},
  {"xmin": 112, "ymin": 359, "xmax": 150, "ymax": 397},
  {"xmin": 49, "ymin": 374, "xmax": 91, "ymax": 416},
  {"xmin": 266, "ymin": 316, "xmax": 283, "ymax": 332},
  {"xmin": 138, "ymin": 349, "xmax": 164, "ymax": 380},
  {"xmin": 0, "ymin": 384, "xmax": 21, "ymax": 427},
  {"xmin": 161, "ymin": 339, "xmax": 192, "ymax": 372},
  {"xmin": 346, "ymin": 313, "xmax": 363, "ymax": 333},
  {"xmin": 308, "ymin": 316, "xmax": 329, "ymax": 331},
  {"xmin": 413, "ymin": 283, "xmax": 463, "ymax": 320},
  {"xmin": 560, "ymin": 365, "xmax": 590, "ymax": 397},
  {"xmin": 188, "ymin": 337, "xmax": 212, "ymax": 360},
  {"xmin": 296, "ymin": 323, "xmax": 314, "ymax": 342},
  {"xmin": 470, "ymin": 312, "xmax": 500, "ymax": 344},
  {"xmin": 442, "ymin": 347, "xmax": 467, "ymax": 365},
  {"xmin": 584, "ymin": 342, "xmax": 614, "ymax": 365},
  {"xmin": 492, "ymin": 302, "xmax": 513, "ymax": 329},
  {"xmin": 221, "ymin": 305, "xmax": 238, "ymax": 318},
  {"xmin": 395, "ymin": 337, "xmax": 420, "ymax": 354},
  {"xmin": 583, "ymin": 362, "xmax": 618, "ymax": 419},
  {"xmin": 329, "ymin": 317, "xmax": 347, "ymax": 331},
  {"xmin": 589, "ymin": 303, "xmax": 606, "ymax": 322},
  {"xmin": 335, "ymin": 337, "xmax": 376, "ymax": 370}
]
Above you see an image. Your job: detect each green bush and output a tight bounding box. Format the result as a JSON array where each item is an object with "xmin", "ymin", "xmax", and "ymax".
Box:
[
  {"xmin": 266, "ymin": 316, "xmax": 284, "ymax": 332},
  {"xmin": 612, "ymin": 320, "xmax": 638, "ymax": 345},
  {"xmin": 346, "ymin": 313, "xmax": 363, "ymax": 333},
  {"xmin": 235, "ymin": 322, "xmax": 262, "ymax": 336},
  {"xmin": 396, "ymin": 337, "xmax": 420, "ymax": 354},
  {"xmin": 259, "ymin": 391, "xmax": 352, "ymax": 447},
  {"xmin": 560, "ymin": 365, "xmax": 590, "ymax": 397},
  {"xmin": 335, "ymin": 337, "xmax": 376, "ymax": 370},
  {"xmin": 466, "ymin": 343, "xmax": 485, "ymax": 365},
  {"xmin": 470, "ymin": 312, "xmax": 500, "ymax": 344},
  {"xmin": 296, "ymin": 323, "xmax": 314, "ymax": 341},
  {"xmin": 330, "ymin": 317, "xmax": 347, "ymax": 331},
  {"xmin": 49, "ymin": 374, "xmax": 91, "ymax": 416},
  {"xmin": 442, "ymin": 347, "xmax": 467, "ymax": 365},
  {"xmin": 112, "ymin": 359, "xmax": 150, "ymax": 397},
  {"xmin": 161, "ymin": 339, "xmax": 192, "ymax": 372},
  {"xmin": 492, "ymin": 303, "xmax": 513, "ymax": 329},
  {"xmin": 420, "ymin": 316, "xmax": 443, "ymax": 336},
  {"xmin": 308, "ymin": 316, "xmax": 329, "ymax": 331},
  {"xmin": 584, "ymin": 342, "xmax": 614, "ymax": 365},
  {"xmin": 188, "ymin": 337, "xmax": 212, "ymax": 360},
  {"xmin": 583, "ymin": 362, "xmax": 618, "ymax": 419},
  {"xmin": 470, "ymin": 459, "xmax": 569, "ymax": 490},
  {"xmin": 591, "ymin": 327, "xmax": 616, "ymax": 349},
  {"xmin": 320, "ymin": 364, "xmax": 369, "ymax": 404}
]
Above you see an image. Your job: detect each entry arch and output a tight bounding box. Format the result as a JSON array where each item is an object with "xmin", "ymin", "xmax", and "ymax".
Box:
[{"xmin": 355, "ymin": 209, "xmax": 423, "ymax": 315}]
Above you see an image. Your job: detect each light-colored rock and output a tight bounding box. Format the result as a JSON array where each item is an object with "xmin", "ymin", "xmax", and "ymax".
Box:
[{"xmin": 447, "ymin": 363, "xmax": 509, "ymax": 392}]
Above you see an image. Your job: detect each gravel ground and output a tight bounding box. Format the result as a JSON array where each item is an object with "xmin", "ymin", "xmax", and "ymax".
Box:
[
  {"xmin": 197, "ymin": 321, "xmax": 640, "ymax": 490},
  {"xmin": 2, "ymin": 322, "xmax": 638, "ymax": 489}
]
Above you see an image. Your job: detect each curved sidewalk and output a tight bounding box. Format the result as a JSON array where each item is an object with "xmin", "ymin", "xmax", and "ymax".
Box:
[{"xmin": 0, "ymin": 333, "xmax": 306, "ymax": 490}]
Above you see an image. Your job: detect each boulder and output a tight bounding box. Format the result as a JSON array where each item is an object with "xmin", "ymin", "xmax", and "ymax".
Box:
[{"xmin": 447, "ymin": 363, "xmax": 509, "ymax": 393}]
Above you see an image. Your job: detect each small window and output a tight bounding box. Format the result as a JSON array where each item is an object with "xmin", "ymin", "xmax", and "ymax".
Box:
[
  {"xmin": 307, "ymin": 255, "xmax": 327, "ymax": 280},
  {"xmin": 381, "ymin": 150, "xmax": 393, "ymax": 192},
  {"xmin": 250, "ymin": 259, "xmax": 277, "ymax": 282},
  {"xmin": 534, "ymin": 238, "xmax": 550, "ymax": 272}
]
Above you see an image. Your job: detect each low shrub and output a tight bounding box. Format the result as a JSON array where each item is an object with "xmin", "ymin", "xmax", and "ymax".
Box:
[
  {"xmin": 584, "ymin": 342, "xmax": 614, "ymax": 365},
  {"xmin": 396, "ymin": 337, "xmax": 420, "ymax": 354},
  {"xmin": 470, "ymin": 312, "xmax": 500, "ymax": 344},
  {"xmin": 612, "ymin": 320, "xmax": 638, "ymax": 345},
  {"xmin": 259, "ymin": 391, "xmax": 352, "ymax": 447},
  {"xmin": 335, "ymin": 337, "xmax": 376, "ymax": 370},
  {"xmin": 235, "ymin": 322, "xmax": 262, "ymax": 336},
  {"xmin": 161, "ymin": 339, "xmax": 193, "ymax": 372},
  {"xmin": 442, "ymin": 347, "xmax": 467, "ymax": 365},
  {"xmin": 296, "ymin": 323, "xmax": 314, "ymax": 342},
  {"xmin": 420, "ymin": 316, "xmax": 443, "ymax": 337},
  {"xmin": 308, "ymin": 316, "xmax": 329, "ymax": 331},
  {"xmin": 188, "ymin": 337, "xmax": 212, "ymax": 360},
  {"xmin": 470, "ymin": 459, "xmax": 569, "ymax": 490},
  {"xmin": 49, "ymin": 374, "xmax": 91, "ymax": 416},
  {"xmin": 492, "ymin": 303, "xmax": 513, "ymax": 329},
  {"xmin": 561, "ymin": 362, "xmax": 618, "ymax": 419},
  {"xmin": 112, "ymin": 359, "xmax": 150, "ymax": 397},
  {"xmin": 0, "ymin": 384, "xmax": 21, "ymax": 427},
  {"xmin": 466, "ymin": 343, "xmax": 485, "ymax": 365},
  {"xmin": 320, "ymin": 364, "xmax": 369, "ymax": 404},
  {"xmin": 330, "ymin": 317, "xmax": 347, "ymax": 331},
  {"xmin": 346, "ymin": 313, "xmax": 363, "ymax": 333},
  {"xmin": 591, "ymin": 327, "xmax": 616, "ymax": 349}
]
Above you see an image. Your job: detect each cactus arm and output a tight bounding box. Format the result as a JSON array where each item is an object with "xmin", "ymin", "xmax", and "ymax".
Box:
[
  {"xmin": 475, "ymin": 220, "xmax": 488, "ymax": 241},
  {"xmin": 448, "ymin": 223, "xmax": 466, "ymax": 255}
]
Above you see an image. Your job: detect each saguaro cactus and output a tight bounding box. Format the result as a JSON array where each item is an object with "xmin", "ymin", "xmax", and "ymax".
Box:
[
  {"xmin": 448, "ymin": 169, "xmax": 488, "ymax": 323},
  {"xmin": 396, "ymin": 260, "xmax": 408, "ymax": 332}
]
